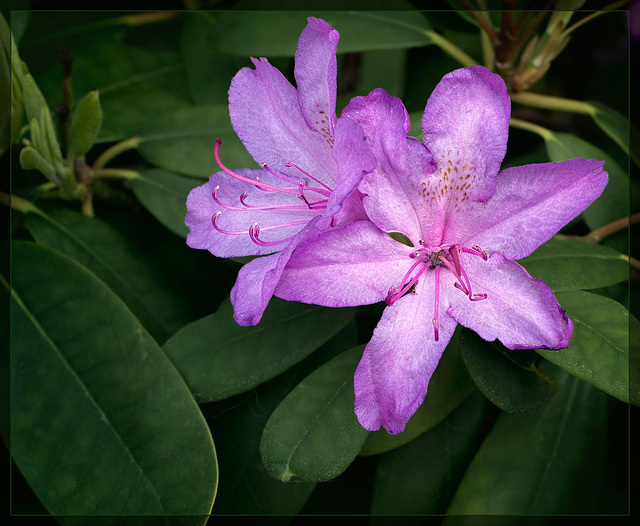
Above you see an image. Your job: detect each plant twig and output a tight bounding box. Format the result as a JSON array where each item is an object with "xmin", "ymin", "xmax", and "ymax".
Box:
[
  {"xmin": 585, "ymin": 213, "xmax": 640, "ymax": 243},
  {"xmin": 510, "ymin": 91, "xmax": 593, "ymax": 114},
  {"xmin": 91, "ymin": 168, "xmax": 141, "ymax": 180}
]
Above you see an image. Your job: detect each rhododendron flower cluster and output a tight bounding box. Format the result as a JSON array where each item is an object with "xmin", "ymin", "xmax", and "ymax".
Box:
[{"xmin": 186, "ymin": 18, "xmax": 608, "ymax": 435}]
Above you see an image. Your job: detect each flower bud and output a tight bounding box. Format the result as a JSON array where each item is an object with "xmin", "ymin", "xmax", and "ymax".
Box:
[{"xmin": 68, "ymin": 90, "xmax": 102, "ymax": 158}]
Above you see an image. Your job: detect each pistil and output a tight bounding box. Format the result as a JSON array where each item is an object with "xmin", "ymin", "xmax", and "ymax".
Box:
[{"xmin": 386, "ymin": 241, "xmax": 489, "ymax": 339}]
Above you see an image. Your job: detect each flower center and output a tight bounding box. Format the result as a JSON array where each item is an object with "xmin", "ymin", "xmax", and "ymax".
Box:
[
  {"xmin": 210, "ymin": 139, "xmax": 332, "ymax": 246},
  {"xmin": 385, "ymin": 241, "xmax": 488, "ymax": 341}
]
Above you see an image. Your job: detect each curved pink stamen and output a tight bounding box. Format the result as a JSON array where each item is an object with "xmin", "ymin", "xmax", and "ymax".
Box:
[
  {"xmin": 248, "ymin": 223, "xmax": 299, "ymax": 247},
  {"xmin": 211, "ymin": 211, "xmax": 248, "ymax": 235},
  {"xmin": 433, "ymin": 266, "xmax": 441, "ymax": 341}
]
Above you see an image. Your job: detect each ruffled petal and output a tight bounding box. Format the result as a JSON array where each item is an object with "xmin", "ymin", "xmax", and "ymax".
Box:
[
  {"xmin": 443, "ymin": 158, "xmax": 608, "ymax": 260},
  {"xmin": 343, "ymin": 88, "xmax": 435, "ymax": 243},
  {"xmin": 420, "ymin": 66, "xmax": 510, "ymax": 245},
  {"xmin": 446, "ymin": 253, "xmax": 572, "ymax": 350},
  {"xmin": 354, "ymin": 279, "xmax": 458, "ymax": 434},
  {"xmin": 294, "ymin": 17, "xmax": 339, "ymax": 142},
  {"xmin": 185, "ymin": 168, "xmax": 319, "ymax": 257},
  {"xmin": 318, "ymin": 116, "xmax": 377, "ymax": 230},
  {"xmin": 230, "ymin": 217, "xmax": 322, "ymax": 326},
  {"xmin": 275, "ymin": 220, "xmax": 409, "ymax": 307},
  {"xmin": 229, "ymin": 57, "xmax": 335, "ymax": 185}
]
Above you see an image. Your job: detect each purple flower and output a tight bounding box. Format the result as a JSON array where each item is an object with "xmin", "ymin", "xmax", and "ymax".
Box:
[
  {"xmin": 275, "ymin": 66, "xmax": 608, "ymax": 434},
  {"xmin": 185, "ymin": 18, "xmax": 375, "ymax": 326}
]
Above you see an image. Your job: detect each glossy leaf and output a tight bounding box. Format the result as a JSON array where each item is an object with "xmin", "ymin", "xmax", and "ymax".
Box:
[
  {"xmin": 163, "ymin": 298, "xmax": 356, "ymax": 403},
  {"xmin": 209, "ymin": 322, "xmax": 357, "ymax": 514},
  {"xmin": 371, "ymin": 391, "xmax": 487, "ymax": 514},
  {"xmin": 447, "ymin": 370, "xmax": 609, "ymax": 514},
  {"xmin": 538, "ymin": 291, "xmax": 630, "ymax": 404},
  {"xmin": 24, "ymin": 205, "xmax": 196, "ymax": 343},
  {"xmin": 129, "ymin": 169, "xmax": 202, "ymax": 238},
  {"xmin": 209, "ymin": 5, "xmax": 433, "ymax": 57},
  {"xmin": 68, "ymin": 90, "xmax": 102, "ymax": 158},
  {"xmin": 543, "ymin": 131, "xmax": 629, "ymax": 229},
  {"xmin": 7, "ymin": 241, "xmax": 217, "ymax": 515},
  {"xmin": 137, "ymin": 105, "xmax": 253, "ymax": 178},
  {"xmin": 360, "ymin": 328, "xmax": 476, "ymax": 456},
  {"xmin": 519, "ymin": 237, "xmax": 628, "ymax": 292},
  {"xmin": 589, "ymin": 100, "xmax": 639, "ymax": 168},
  {"xmin": 260, "ymin": 345, "xmax": 369, "ymax": 482},
  {"xmin": 460, "ymin": 330, "xmax": 560, "ymax": 413}
]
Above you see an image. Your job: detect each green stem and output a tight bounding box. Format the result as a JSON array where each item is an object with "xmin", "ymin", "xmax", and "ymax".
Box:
[
  {"xmin": 425, "ymin": 30, "xmax": 479, "ymax": 67},
  {"xmin": 563, "ymin": 0, "xmax": 632, "ymax": 37},
  {"xmin": 509, "ymin": 117, "xmax": 553, "ymax": 141},
  {"xmin": 92, "ymin": 136, "xmax": 141, "ymax": 171},
  {"xmin": 0, "ymin": 191, "xmax": 40, "ymax": 214},
  {"xmin": 510, "ymin": 91, "xmax": 594, "ymax": 115},
  {"xmin": 92, "ymin": 168, "xmax": 141, "ymax": 180}
]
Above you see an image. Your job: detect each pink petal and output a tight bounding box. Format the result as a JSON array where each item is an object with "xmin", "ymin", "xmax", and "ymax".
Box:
[
  {"xmin": 275, "ymin": 220, "xmax": 409, "ymax": 307},
  {"xmin": 229, "ymin": 57, "xmax": 335, "ymax": 187},
  {"xmin": 446, "ymin": 253, "xmax": 572, "ymax": 350},
  {"xmin": 420, "ymin": 66, "xmax": 510, "ymax": 245},
  {"xmin": 445, "ymin": 158, "xmax": 608, "ymax": 260},
  {"xmin": 354, "ymin": 278, "xmax": 458, "ymax": 434},
  {"xmin": 294, "ymin": 17, "xmax": 339, "ymax": 142}
]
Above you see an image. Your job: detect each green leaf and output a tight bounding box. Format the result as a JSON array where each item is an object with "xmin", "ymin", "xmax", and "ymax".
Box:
[
  {"xmin": 6, "ymin": 241, "xmax": 217, "ymax": 515},
  {"xmin": 260, "ymin": 345, "xmax": 369, "ymax": 482},
  {"xmin": 180, "ymin": 12, "xmax": 245, "ymax": 107},
  {"xmin": 163, "ymin": 298, "xmax": 355, "ymax": 403},
  {"xmin": 588, "ymin": 100, "xmax": 639, "ymax": 168},
  {"xmin": 460, "ymin": 330, "xmax": 560, "ymax": 413},
  {"xmin": 209, "ymin": 6, "xmax": 432, "ymax": 57},
  {"xmin": 447, "ymin": 370, "xmax": 609, "ymax": 514},
  {"xmin": 22, "ymin": 72, "xmax": 49, "ymax": 125},
  {"xmin": 360, "ymin": 328, "xmax": 475, "ymax": 456},
  {"xmin": 34, "ymin": 28, "xmax": 192, "ymax": 142},
  {"xmin": 519, "ymin": 237, "xmax": 628, "ymax": 292},
  {"xmin": 371, "ymin": 391, "xmax": 487, "ymax": 514},
  {"xmin": 543, "ymin": 131, "xmax": 629, "ymax": 229},
  {"xmin": 129, "ymin": 169, "xmax": 202, "ymax": 238},
  {"xmin": 23, "ymin": 205, "xmax": 196, "ymax": 343},
  {"xmin": 68, "ymin": 90, "xmax": 102, "ymax": 158},
  {"xmin": 137, "ymin": 106, "xmax": 253, "ymax": 178},
  {"xmin": 538, "ymin": 291, "xmax": 630, "ymax": 404}
]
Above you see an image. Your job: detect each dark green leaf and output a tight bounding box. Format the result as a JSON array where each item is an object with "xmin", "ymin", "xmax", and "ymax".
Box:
[
  {"xmin": 7, "ymin": 242, "xmax": 216, "ymax": 515},
  {"xmin": 371, "ymin": 391, "xmax": 487, "ymax": 514},
  {"xmin": 519, "ymin": 237, "xmax": 628, "ymax": 292},
  {"xmin": 447, "ymin": 369, "xmax": 609, "ymax": 514},
  {"xmin": 34, "ymin": 29, "xmax": 191, "ymax": 142},
  {"xmin": 631, "ymin": 314, "xmax": 640, "ymax": 406},
  {"xmin": 208, "ymin": 321, "xmax": 357, "ymax": 514},
  {"xmin": 137, "ymin": 106, "xmax": 253, "ymax": 178},
  {"xmin": 360, "ymin": 328, "xmax": 475, "ymax": 456},
  {"xmin": 260, "ymin": 345, "xmax": 369, "ymax": 482},
  {"xmin": 589, "ymin": 100, "xmax": 639, "ymax": 168},
  {"xmin": 543, "ymin": 131, "xmax": 629, "ymax": 229},
  {"xmin": 538, "ymin": 291, "xmax": 630, "ymax": 403},
  {"xmin": 163, "ymin": 298, "xmax": 356, "ymax": 403},
  {"xmin": 180, "ymin": 12, "xmax": 245, "ymax": 107},
  {"xmin": 209, "ymin": 6, "xmax": 432, "ymax": 57},
  {"xmin": 460, "ymin": 330, "xmax": 560, "ymax": 413},
  {"xmin": 129, "ymin": 169, "xmax": 202, "ymax": 238},
  {"xmin": 24, "ymin": 205, "xmax": 196, "ymax": 343}
]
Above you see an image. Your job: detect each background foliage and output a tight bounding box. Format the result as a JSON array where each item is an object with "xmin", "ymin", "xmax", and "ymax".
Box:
[{"xmin": 3, "ymin": 0, "xmax": 636, "ymax": 522}]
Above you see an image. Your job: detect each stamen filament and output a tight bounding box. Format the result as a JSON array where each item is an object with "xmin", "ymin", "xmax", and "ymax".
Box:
[
  {"xmin": 214, "ymin": 139, "xmax": 299, "ymax": 195},
  {"xmin": 211, "ymin": 211, "xmax": 248, "ymax": 235},
  {"xmin": 249, "ymin": 223, "xmax": 298, "ymax": 247},
  {"xmin": 285, "ymin": 161, "xmax": 333, "ymax": 192},
  {"xmin": 433, "ymin": 266, "xmax": 440, "ymax": 341},
  {"xmin": 213, "ymin": 186, "xmax": 313, "ymax": 212}
]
